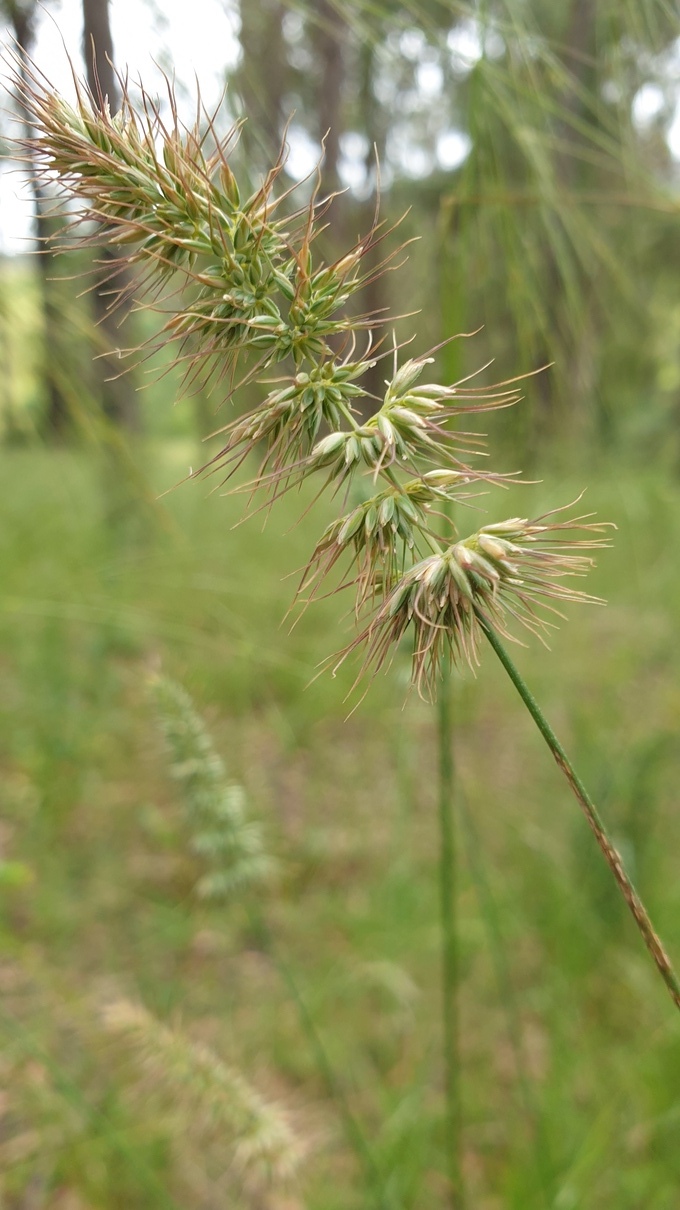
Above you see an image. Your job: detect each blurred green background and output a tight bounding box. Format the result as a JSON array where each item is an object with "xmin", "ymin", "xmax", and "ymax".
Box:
[{"xmin": 1, "ymin": 2, "xmax": 680, "ymax": 1207}]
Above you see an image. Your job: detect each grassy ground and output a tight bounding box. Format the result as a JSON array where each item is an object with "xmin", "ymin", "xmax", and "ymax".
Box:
[{"xmin": 1, "ymin": 443, "xmax": 680, "ymax": 1209}]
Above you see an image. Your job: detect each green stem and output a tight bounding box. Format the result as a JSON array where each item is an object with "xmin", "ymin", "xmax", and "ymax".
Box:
[
  {"xmin": 479, "ymin": 616, "xmax": 680, "ymax": 1014},
  {"xmin": 437, "ymin": 668, "xmax": 465, "ymax": 1208},
  {"xmin": 337, "ymin": 399, "xmax": 362, "ymax": 429},
  {"xmin": 423, "ymin": 527, "xmax": 445, "ymax": 556}
]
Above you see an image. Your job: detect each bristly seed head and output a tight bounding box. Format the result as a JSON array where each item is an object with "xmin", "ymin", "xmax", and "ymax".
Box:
[
  {"xmin": 299, "ymin": 473, "xmax": 480, "ymax": 611},
  {"xmin": 333, "ymin": 510, "xmax": 612, "ymax": 700},
  {"xmin": 202, "ymin": 357, "xmax": 374, "ymax": 486}
]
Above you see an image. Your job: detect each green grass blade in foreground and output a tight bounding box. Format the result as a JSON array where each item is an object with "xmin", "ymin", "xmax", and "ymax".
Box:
[{"xmin": 479, "ymin": 615, "xmax": 680, "ymax": 1014}]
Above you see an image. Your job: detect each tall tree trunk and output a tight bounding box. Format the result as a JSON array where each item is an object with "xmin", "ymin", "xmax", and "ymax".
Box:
[
  {"xmin": 310, "ymin": 0, "xmax": 348, "ymax": 255},
  {"xmin": 312, "ymin": 0, "xmax": 345, "ymax": 197},
  {"xmin": 537, "ymin": 0, "xmax": 598, "ymax": 425},
  {"xmin": 7, "ymin": 0, "xmax": 70, "ymax": 435},
  {"xmin": 82, "ymin": 0, "xmax": 140, "ymax": 430},
  {"xmin": 82, "ymin": 0, "xmax": 116, "ymax": 103},
  {"xmin": 237, "ymin": 0, "xmax": 286, "ymax": 171},
  {"xmin": 356, "ymin": 40, "xmax": 388, "ymax": 415}
]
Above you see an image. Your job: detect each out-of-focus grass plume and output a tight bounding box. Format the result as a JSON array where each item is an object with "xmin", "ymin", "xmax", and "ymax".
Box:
[
  {"xmin": 102, "ymin": 998, "xmax": 303, "ymax": 1188},
  {"xmin": 150, "ymin": 673, "xmax": 273, "ymax": 899}
]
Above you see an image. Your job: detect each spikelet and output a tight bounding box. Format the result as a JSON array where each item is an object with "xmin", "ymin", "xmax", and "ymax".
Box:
[{"xmin": 333, "ymin": 507, "xmax": 612, "ymax": 700}]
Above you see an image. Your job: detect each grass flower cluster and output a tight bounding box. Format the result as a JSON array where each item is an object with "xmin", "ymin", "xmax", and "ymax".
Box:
[
  {"xmin": 14, "ymin": 59, "xmax": 611, "ymax": 698},
  {"xmin": 335, "ymin": 507, "xmax": 607, "ymax": 697}
]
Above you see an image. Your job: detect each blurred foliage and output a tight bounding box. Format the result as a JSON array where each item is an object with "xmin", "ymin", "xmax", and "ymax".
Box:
[
  {"xmin": 229, "ymin": 0, "xmax": 680, "ymax": 454},
  {"xmin": 1, "ymin": 449, "xmax": 680, "ymax": 1207}
]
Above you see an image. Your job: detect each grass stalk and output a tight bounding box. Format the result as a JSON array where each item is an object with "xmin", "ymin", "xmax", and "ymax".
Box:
[
  {"xmin": 437, "ymin": 669, "xmax": 465, "ymax": 1208},
  {"xmin": 480, "ymin": 616, "xmax": 680, "ymax": 1014}
]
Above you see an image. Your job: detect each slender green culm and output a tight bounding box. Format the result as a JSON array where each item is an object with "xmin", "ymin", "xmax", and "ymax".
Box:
[
  {"xmin": 480, "ymin": 616, "xmax": 680, "ymax": 1014},
  {"xmin": 437, "ymin": 672, "xmax": 465, "ymax": 1209}
]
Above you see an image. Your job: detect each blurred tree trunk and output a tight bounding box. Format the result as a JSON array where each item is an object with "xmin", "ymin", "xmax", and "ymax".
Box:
[
  {"xmin": 312, "ymin": 0, "xmax": 345, "ymax": 197},
  {"xmin": 556, "ymin": 0, "xmax": 598, "ymax": 187},
  {"xmin": 5, "ymin": 0, "xmax": 70, "ymax": 435},
  {"xmin": 309, "ymin": 0, "xmax": 349, "ymax": 266},
  {"xmin": 237, "ymin": 0, "xmax": 286, "ymax": 169},
  {"xmin": 82, "ymin": 0, "xmax": 115, "ymax": 97},
  {"xmin": 357, "ymin": 40, "xmax": 388, "ymax": 414},
  {"xmin": 82, "ymin": 0, "xmax": 140, "ymax": 430},
  {"xmin": 537, "ymin": 0, "xmax": 598, "ymax": 423}
]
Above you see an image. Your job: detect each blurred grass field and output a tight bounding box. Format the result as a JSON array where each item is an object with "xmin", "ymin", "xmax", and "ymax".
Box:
[{"xmin": 1, "ymin": 442, "xmax": 679, "ymax": 1208}]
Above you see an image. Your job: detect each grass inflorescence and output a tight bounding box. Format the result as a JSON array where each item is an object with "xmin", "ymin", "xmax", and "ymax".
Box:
[
  {"xmin": 12, "ymin": 53, "xmax": 611, "ymax": 699},
  {"xmin": 150, "ymin": 673, "xmax": 273, "ymax": 899}
]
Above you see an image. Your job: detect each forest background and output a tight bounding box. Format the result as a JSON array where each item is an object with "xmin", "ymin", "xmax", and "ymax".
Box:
[{"xmin": 1, "ymin": 2, "xmax": 680, "ymax": 1207}]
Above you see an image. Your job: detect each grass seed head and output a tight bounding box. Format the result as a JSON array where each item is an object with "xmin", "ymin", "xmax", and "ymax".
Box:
[
  {"xmin": 335, "ymin": 511, "xmax": 612, "ymax": 700},
  {"xmin": 14, "ymin": 56, "xmax": 614, "ymax": 701}
]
